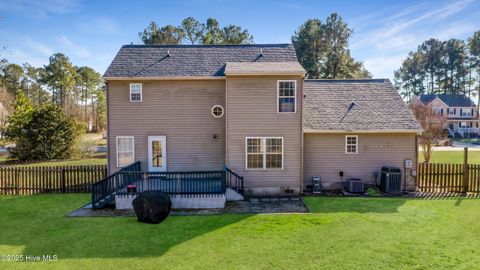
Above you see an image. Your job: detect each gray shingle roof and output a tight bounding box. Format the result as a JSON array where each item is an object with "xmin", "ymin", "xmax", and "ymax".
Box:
[
  {"xmin": 304, "ymin": 79, "xmax": 421, "ymax": 131},
  {"xmin": 419, "ymin": 94, "xmax": 476, "ymax": 107},
  {"xmin": 104, "ymin": 44, "xmax": 299, "ymax": 78},
  {"xmin": 224, "ymin": 61, "xmax": 305, "ymax": 75}
]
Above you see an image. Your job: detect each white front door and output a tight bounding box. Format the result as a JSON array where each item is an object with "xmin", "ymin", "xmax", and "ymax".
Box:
[{"xmin": 148, "ymin": 136, "xmax": 167, "ymax": 172}]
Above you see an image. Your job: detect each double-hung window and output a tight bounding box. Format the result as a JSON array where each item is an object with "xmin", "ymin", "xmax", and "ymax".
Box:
[
  {"xmin": 277, "ymin": 80, "xmax": 296, "ymax": 113},
  {"xmin": 246, "ymin": 137, "xmax": 283, "ymax": 170},
  {"xmin": 130, "ymin": 83, "xmax": 142, "ymax": 102},
  {"xmin": 116, "ymin": 136, "xmax": 135, "ymax": 167},
  {"xmin": 345, "ymin": 135, "xmax": 358, "ymax": 154}
]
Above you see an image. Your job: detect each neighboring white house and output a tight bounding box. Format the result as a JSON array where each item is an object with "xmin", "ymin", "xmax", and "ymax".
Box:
[{"xmin": 412, "ymin": 94, "xmax": 480, "ymax": 137}]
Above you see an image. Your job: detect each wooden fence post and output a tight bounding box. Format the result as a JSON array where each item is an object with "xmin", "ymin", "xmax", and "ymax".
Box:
[
  {"xmin": 61, "ymin": 168, "xmax": 66, "ymax": 193},
  {"xmin": 463, "ymin": 147, "xmax": 469, "ymax": 194},
  {"xmin": 14, "ymin": 170, "xmax": 19, "ymax": 195}
]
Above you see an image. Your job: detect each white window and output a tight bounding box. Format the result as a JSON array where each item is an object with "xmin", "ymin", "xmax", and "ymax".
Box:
[
  {"xmin": 211, "ymin": 105, "xmax": 224, "ymax": 118},
  {"xmin": 246, "ymin": 137, "xmax": 283, "ymax": 170},
  {"xmin": 116, "ymin": 136, "xmax": 135, "ymax": 167},
  {"xmin": 277, "ymin": 80, "xmax": 296, "ymax": 113},
  {"xmin": 130, "ymin": 83, "xmax": 142, "ymax": 102},
  {"xmin": 345, "ymin": 135, "xmax": 358, "ymax": 154}
]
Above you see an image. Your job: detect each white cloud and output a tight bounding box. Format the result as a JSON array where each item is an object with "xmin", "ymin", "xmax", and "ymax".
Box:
[
  {"xmin": 0, "ymin": 0, "xmax": 81, "ymax": 19},
  {"xmin": 363, "ymin": 55, "xmax": 407, "ymax": 80},
  {"xmin": 376, "ymin": 34, "xmax": 418, "ymax": 50},
  {"xmin": 435, "ymin": 22, "xmax": 479, "ymax": 40},
  {"xmin": 98, "ymin": 53, "xmax": 114, "ymax": 61},
  {"xmin": 24, "ymin": 38, "xmax": 53, "ymax": 56},
  {"xmin": 381, "ymin": 0, "xmax": 473, "ymax": 38},
  {"xmin": 5, "ymin": 48, "xmax": 48, "ymax": 67},
  {"xmin": 77, "ymin": 17, "xmax": 120, "ymax": 34},
  {"xmin": 352, "ymin": 0, "xmax": 474, "ymax": 50},
  {"xmin": 58, "ymin": 35, "xmax": 90, "ymax": 58}
]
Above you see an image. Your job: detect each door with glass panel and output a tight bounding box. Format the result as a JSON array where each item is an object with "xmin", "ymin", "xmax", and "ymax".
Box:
[{"xmin": 148, "ymin": 136, "xmax": 166, "ymax": 172}]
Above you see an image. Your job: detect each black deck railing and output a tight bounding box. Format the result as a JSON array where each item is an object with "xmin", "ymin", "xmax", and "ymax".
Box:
[
  {"xmin": 91, "ymin": 163, "xmax": 244, "ymax": 209},
  {"xmin": 116, "ymin": 171, "xmax": 226, "ymax": 195},
  {"xmin": 225, "ymin": 167, "xmax": 244, "ymax": 194},
  {"xmin": 91, "ymin": 162, "xmax": 140, "ymax": 209}
]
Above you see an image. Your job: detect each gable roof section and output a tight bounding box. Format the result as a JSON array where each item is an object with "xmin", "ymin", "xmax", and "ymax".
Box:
[
  {"xmin": 104, "ymin": 44, "xmax": 299, "ymax": 78},
  {"xmin": 419, "ymin": 94, "xmax": 476, "ymax": 107},
  {"xmin": 224, "ymin": 61, "xmax": 305, "ymax": 76},
  {"xmin": 304, "ymin": 79, "xmax": 421, "ymax": 132}
]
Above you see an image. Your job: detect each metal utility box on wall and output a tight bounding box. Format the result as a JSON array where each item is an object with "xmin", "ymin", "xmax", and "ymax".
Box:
[
  {"xmin": 380, "ymin": 166, "xmax": 402, "ymax": 193},
  {"xmin": 346, "ymin": 178, "xmax": 364, "ymax": 193}
]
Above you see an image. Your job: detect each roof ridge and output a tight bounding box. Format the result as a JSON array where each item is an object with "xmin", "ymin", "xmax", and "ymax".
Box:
[
  {"xmin": 305, "ymin": 79, "xmax": 387, "ymax": 83},
  {"xmin": 121, "ymin": 43, "xmax": 292, "ymax": 48}
]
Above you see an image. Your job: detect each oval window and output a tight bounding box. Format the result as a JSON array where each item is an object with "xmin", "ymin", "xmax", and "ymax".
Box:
[{"xmin": 211, "ymin": 105, "xmax": 224, "ymax": 118}]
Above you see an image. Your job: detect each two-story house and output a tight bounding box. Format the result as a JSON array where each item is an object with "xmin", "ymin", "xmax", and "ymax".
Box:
[
  {"xmin": 101, "ymin": 44, "xmax": 420, "ymax": 205},
  {"xmin": 412, "ymin": 94, "xmax": 479, "ymax": 137}
]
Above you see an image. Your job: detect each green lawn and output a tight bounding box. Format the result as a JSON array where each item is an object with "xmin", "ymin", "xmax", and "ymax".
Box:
[
  {"xmin": 1, "ymin": 195, "xmax": 480, "ymax": 269},
  {"xmin": 0, "ymin": 153, "xmax": 106, "ymax": 167},
  {"xmin": 420, "ymin": 150, "xmax": 480, "ymax": 164}
]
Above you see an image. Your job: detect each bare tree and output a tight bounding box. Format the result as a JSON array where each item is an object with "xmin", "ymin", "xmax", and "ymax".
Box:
[{"xmin": 410, "ymin": 103, "xmax": 448, "ymax": 162}]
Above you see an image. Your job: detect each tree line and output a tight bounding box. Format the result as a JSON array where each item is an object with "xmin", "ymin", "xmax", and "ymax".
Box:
[
  {"xmin": 139, "ymin": 14, "xmax": 371, "ymax": 79},
  {"xmin": 139, "ymin": 17, "xmax": 253, "ymax": 45},
  {"xmin": 0, "ymin": 53, "xmax": 105, "ymax": 133},
  {"xmin": 394, "ymin": 31, "xmax": 480, "ymax": 102}
]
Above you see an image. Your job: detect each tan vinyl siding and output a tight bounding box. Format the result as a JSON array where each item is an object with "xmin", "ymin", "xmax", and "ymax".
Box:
[
  {"xmin": 304, "ymin": 133, "xmax": 417, "ymax": 191},
  {"xmin": 226, "ymin": 76, "xmax": 303, "ymax": 194},
  {"xmin": 107, "ymin": 80, "xmax": 226, "ymax": 173}
]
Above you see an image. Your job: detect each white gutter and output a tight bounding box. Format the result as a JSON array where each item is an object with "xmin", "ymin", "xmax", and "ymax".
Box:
[{"xmin": 303, "ymin": 129, "xmax": 422, "ymax": 134}]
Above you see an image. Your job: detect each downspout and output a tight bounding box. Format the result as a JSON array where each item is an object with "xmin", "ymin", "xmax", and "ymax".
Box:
[
  {"xmin": 225, "ymin": 77, "xmax": 228, "ymax": 168},
  {"xmin": 300, "ymin": 77, "xmax": 305, "ymax": 195},
  {"xmin": 414, "ymin": 133, "xmax": 419, "ymax": 192},
  {"xmin": 106, "ymin": 81, "xmax": 111, "ymax": 175}
]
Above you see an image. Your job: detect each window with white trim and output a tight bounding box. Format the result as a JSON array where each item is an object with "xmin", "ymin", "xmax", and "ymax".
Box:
[
  {"xmin": 345, "ymin": 135, "xmax": 358, "ymax": 154},
  {"xmin": 130, "ymin": 83, "xmax": 142, "ymax": 102},
  {"xmin": 277, "ymin": 81, "xmax": 296, "ymax": 113},
  {"xmin": 246, "ymin": 137, "xmax": 283, "ymax": 169},
  {"xmin": 116, "ymin": 136, "xmax": 135, "ymax": 167}
]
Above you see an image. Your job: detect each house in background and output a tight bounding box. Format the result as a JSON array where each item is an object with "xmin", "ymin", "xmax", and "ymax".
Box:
[
  {"xmin": 97, "ymin": 44, "xmax": 420, "ymax": 209},
  {"xmin": 412, "ymin": 94, "xmax": 480, "ymax": 137}
]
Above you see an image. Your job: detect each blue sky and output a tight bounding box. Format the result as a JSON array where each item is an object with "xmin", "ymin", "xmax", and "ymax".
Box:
[{"xmin": 1, "ymin": 0, "xmax": 479, "ymax": 80}]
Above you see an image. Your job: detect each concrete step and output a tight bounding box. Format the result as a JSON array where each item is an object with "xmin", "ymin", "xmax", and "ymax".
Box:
[{"xmin": 226, "ymin": 188, "xmax": 244, "ymax": 201}]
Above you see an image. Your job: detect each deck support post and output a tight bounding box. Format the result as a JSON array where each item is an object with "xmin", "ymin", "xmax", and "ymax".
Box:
[{"xmin": 143, "ymin": 172, "xmax": 148, "ymax": 192}]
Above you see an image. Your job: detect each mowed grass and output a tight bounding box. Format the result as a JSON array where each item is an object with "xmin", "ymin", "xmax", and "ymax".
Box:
[
  {"xmin": 1, "ymin": 195, "xmax": 480, "ymax": 269},
  {"xmin": 0, "ymin": 153, "xmax": 106, "ymax": 167},
  {"xmin": 420, "ymin": 150, "xmax": 480, "ymax": 164}
]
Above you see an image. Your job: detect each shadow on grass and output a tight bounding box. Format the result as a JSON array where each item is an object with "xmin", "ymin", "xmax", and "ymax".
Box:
[
  {"xmin": 414, "ymin": 192, "xmax": 480, "ymax": 206},
  {"xmin": 303, "ymin": 196, "xmax": 407, "ymax": 213},
  {"xmin": 0, "ymin": 195, "xmax": 251, "ymax": 259}
]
